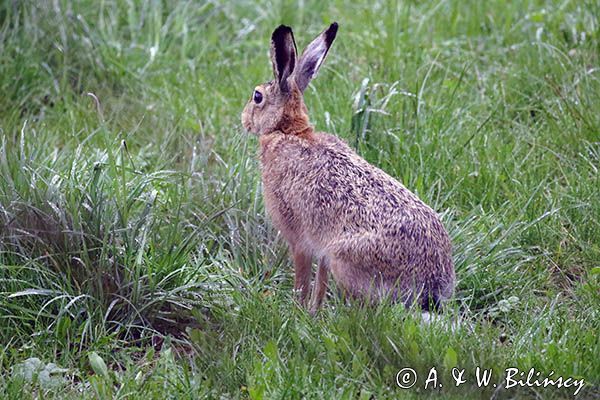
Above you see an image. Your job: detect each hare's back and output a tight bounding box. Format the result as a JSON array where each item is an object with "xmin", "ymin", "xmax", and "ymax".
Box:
[{"xmin": 311, "ymin": 133, "xmax": 430, "ymax": 214}]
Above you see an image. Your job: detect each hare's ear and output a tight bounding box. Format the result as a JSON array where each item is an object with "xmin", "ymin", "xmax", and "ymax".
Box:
[
  {"xmin": 271, "ymin": 25, "xmax": 297, "ymax": 93},
  {"xmin": 294, "ymin": 22, "xmax": 338, "ymax": 92}
]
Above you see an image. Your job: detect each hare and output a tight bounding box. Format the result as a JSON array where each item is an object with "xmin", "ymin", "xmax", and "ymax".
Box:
[{"xmin": 241, "ymin": 23, "xmax": 455, "ymax": 314}]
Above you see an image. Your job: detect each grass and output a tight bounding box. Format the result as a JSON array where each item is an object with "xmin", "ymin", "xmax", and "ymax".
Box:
[{"xmin": 0, "ymin": 0, "xmax": 599, "ymax": 398}]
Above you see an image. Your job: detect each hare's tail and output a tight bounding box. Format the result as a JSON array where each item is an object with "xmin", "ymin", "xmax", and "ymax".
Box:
[{"xmin": 420, "ymin": 312, "xmax": 472, "ymax": 333}]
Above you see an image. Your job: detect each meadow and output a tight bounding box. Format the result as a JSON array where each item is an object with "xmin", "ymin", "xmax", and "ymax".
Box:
[{"xmin": 0, "ymin": 0, "xmax": 599, "ymax": 398}]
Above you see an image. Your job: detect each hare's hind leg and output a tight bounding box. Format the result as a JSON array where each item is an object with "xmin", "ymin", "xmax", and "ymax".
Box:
[
  {"xmin": 309, "ymin": 257, "xmax": 328, "ymax": 315},
  {"xmin": 326, "ymin": 235, "xmax": 406, "ymax": 304},
  {"xmin": 328, "ymin": 258, "xmax": 368, "ymax": 301},
  {"xmin": 327, "ymin": 255, "xmax": 391, "ymax": 304},
  {"xmin": 292, "ymin": 249, "xmax": 312, "ymax": 306}
]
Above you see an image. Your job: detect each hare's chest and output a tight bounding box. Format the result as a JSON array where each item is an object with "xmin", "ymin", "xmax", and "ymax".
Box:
[{"xmin": 261, "ymin": 174, "xmax": 307, "ymax": 247}]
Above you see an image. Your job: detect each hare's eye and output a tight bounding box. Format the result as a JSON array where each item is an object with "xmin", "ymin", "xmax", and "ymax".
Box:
[{"xmin": 253, "ymin": 90, "xmax": 263, "ymax": 104}]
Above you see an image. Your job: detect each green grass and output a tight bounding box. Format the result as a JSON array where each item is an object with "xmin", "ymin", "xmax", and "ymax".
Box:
[{"xmin": 0, "ymin": 0, "xmax": 599, "ymax": 398}]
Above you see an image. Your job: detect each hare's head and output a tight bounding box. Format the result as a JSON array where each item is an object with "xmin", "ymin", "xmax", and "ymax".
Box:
[{"xmin": 242, "ymin": 23, "xmax": 338, "ymax": 136}]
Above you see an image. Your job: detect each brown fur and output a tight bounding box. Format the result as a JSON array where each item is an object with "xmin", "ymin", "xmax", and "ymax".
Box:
[{"xmin": 241, "ymin": 24, "xmax": 455, "ymax": 313}]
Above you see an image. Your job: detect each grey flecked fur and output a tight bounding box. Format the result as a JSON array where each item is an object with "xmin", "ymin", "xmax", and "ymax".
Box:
[{"xmin": 241, "ymin": 23, "xmax": 455, "ymax": 313}]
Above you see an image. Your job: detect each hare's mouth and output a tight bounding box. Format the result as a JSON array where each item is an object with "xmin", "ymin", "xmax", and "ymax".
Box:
[
  {"xmin": 241, "ymin": 108, "xmax": 251, "ymax": 133},
  {"xmin": 241, "ymin": 117, "xmax": 252, "ymax": 133}
]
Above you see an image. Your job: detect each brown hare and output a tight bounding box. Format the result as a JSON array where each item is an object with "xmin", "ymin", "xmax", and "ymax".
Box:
[{"xmin": 241, "ymin": 23, "xmax": 455, "ymax": 314}]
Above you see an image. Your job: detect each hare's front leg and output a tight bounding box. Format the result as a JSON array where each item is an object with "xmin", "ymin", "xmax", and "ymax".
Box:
[
  {"xmin": 292, "ymin": 249, "xmax": 312, "ymax": 306},
  {"xmin": 309, "ymin": 258, "xmax": 328, "ymax": 315}
]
